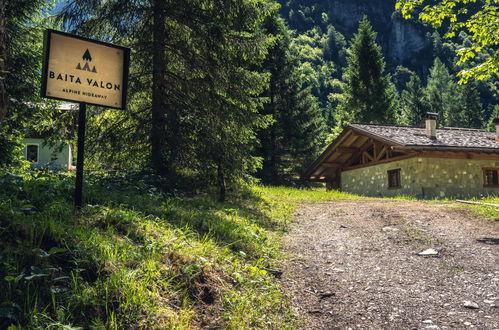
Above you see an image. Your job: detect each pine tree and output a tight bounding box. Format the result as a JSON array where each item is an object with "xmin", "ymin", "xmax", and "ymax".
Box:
[
  {"xmin": 60, "ymin": 0, "xmax": 276, "ymax": 200},
  {"xmin": 400, "ymin": 72, "xmax": 427, "ymax": 126},
  {"xmin": 486, "ymin": 105, "xmax": 499, "ymax": 132},
  {"xmin": 323, "ymin": 24, "xmax": 347, "ymax": 72},
  {"xmin": 424, "ymin": 57, "xmax": 460, "ymax": 127},
  {"xmin": 257, "ymin": 15, "xmax": 326, "ymax": 184},
  {"xmin": 334, "ymin": 17, "xmax": 396, "ymax": 132},
  {"xmin": 0, "ymin": 0, "xmax": 6, "ymax": 127},
  {"xmin": 1, "ymin": 0, "xmax": 56, "ymax": 166},
  {"xmin": 458, "ymin": 82, "xmax": 483, "ymax": 129}
]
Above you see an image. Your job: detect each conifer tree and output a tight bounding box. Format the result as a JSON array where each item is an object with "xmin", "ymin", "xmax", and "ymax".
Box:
[
  {"xmin": 334, "ymin": 17, "xmax": 396, "ymax": 133},
  {"xmin": 1, "ymin": 0, "xmax": 56, "ymax": 166},
  {"xmin": 458, "ymin": 82, "xmax": 483, "ymax": 129},
  {"xmin": 424, "ymin": 58, "xmax": 460, "ymax": 127},
  {"xmin": 257, "ymin": 15, "xmax": 326, "ymax": 184},
  {"xmin": 486, "ymin": 105, "xmax": 499, "ymax": 132},
  {"xmin": 60, "ymin": 0, "xmax": 276, "ymax": 200},
  {"xmin": 400, "ymin": 72, "xmax": 427, "ymax": 126},
  {"xmin": 323, "ymin": 24, "xmax": 347, "ymax": 72},
  {"xmin": 0, "ymin": 0, "xmax": 6, "ymax": 127}
]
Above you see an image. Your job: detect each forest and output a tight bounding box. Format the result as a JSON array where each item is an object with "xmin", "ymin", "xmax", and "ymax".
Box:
[
  {"xmin": 0, "ymin": 0, "xmax": 498, "ymax": 328},
  {"xmin": 2, "ymin": 0, "xmax": 498, "ymax": 188}
]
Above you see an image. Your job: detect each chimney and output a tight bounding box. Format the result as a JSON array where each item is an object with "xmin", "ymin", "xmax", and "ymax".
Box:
[
  {"xmin": 425, "ymin": 112, "xmax": 438, "ymax": 140},
  {"xmin": 493, "ymin": 118, "xmax": 499, "ymax": 141}
]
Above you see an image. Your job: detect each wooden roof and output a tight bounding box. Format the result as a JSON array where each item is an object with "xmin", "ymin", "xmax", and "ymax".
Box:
[{"xmin": 302, "ymin": 124, "xmax": 499, "ymax": 183}]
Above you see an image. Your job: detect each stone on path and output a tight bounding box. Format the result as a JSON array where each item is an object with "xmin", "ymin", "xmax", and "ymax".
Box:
[
  {"xmin": 418, "ymin": 248, "xmax": 438, "ymax": 256},
  {"xmin": 463, "ymin": 301, "xmax": 479, "ymax": 309}
]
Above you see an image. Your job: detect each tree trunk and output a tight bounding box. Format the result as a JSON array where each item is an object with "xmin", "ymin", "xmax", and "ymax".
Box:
[
  {"xmin": 269, "ymin": 77, "xmax": 278, "ymax": 181},
  {"xmin": 0, "ymin": 0, "xmax": 7, "ymax": 127},
  {"xmin": 151, "ymin": 0, "xmax": 168, "ymax": 175},
  {"xmin": 217, "ymin": 161, "xmax": 226, "ymax": 203}
]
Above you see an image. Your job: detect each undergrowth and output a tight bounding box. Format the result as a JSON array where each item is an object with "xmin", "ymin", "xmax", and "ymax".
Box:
[{"xmin": 0, "ymin": 171, "xmax": 296, "ymax": 329}]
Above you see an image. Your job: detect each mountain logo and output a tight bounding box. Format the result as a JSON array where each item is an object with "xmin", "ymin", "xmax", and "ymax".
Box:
[{"xmin": 76, "ymin": 49, "xmax": 97, "ymax": 73}]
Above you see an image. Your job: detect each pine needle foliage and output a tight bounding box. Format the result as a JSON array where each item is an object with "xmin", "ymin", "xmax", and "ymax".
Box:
[
  {"xmin": 256, "ymin": 15, "xmax": 326, "ymax": 185},
  {"xmin": 334, "ymin": 17, "xmax": 396, "ymax": 134}
]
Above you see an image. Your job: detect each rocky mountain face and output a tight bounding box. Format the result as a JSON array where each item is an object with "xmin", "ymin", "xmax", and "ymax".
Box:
[
  {"xmin": 328, "ymin": 0, "xmax": 430, "ymax": 67},
  {"xmin": 281, "ymin": 0, "xmax": 434, "ymax": 73}
]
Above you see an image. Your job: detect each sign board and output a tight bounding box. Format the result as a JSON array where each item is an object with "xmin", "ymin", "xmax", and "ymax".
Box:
[{"xmin": 41, "ymin": 29, "xmax": 130, "ymax": 109}]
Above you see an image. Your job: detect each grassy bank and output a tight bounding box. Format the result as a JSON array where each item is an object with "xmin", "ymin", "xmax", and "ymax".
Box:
[
  {"xmin": 1, "ymin": 172, "xmax": 496, "ymax": 328},
  {"xmin": 463, "ymin": 197, "xmax": 499, "ymax": 220},
  {"xmin": 0, "ymin": 172, "xmax": 308, "ymax": 329}
]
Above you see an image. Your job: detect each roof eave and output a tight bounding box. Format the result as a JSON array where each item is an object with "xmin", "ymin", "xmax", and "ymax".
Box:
[
  {"xmin": 395, "ymin": 145, "xmax": 499, "ymax": 154},
  {"xmin": 300, "ymin": 127, "xmax": 354, "ymax": 180}
]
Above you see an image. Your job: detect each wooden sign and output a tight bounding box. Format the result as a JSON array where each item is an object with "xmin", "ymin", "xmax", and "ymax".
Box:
[{"xmin": 41, "ymin": 29, "xmax": 130, "ymax": 109}]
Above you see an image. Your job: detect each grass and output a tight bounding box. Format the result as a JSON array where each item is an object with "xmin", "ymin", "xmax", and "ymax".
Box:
[
  {"xmin": 0, "ymin": 172, "xmax": 303, "ymax": 329},
  {"xmin": 463, "ymin": 197, "xmax": 499, "ymax": 220},
  {"xmin": 401, "ymin": 226, "xmax": 434, "ymax": 246},
  {"xmin": 255, "ymin": 186, "xmax": 360, "ymax": 204},
  {"xmin": 1, "ymin": 172, "xmax": 496, "ymax": 329}
]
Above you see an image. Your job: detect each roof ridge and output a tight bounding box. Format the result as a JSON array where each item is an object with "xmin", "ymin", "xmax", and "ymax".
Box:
[
  {"xmin": 350, "ymin": 123, "xmax": 424, "ymax": 129},
  {"xmin": 440, "ymin": 127, "xmax": 488, "ymax": 132},
  {"xmin": 351, "ymin": 123, "xmax": 492, "ymax": 133}
]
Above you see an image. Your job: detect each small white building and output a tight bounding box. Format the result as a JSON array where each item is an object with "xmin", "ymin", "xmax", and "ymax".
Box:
[{"xmin": 21, "ymin": 103, "xmax": 76, "ymax": 170}]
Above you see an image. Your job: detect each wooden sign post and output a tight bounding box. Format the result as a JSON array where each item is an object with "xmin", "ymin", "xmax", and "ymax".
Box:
[{"xmin": 41, "ymin": 30, "xmax": 130, "ymax": 209}]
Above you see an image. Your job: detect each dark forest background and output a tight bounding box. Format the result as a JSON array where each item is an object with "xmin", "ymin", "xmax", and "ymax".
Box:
[{"xmin": 1, "ymin": 0, "xmax": 498, "ymax": 188}]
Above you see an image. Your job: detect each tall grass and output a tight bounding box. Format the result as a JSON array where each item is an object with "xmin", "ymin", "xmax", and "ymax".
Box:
[{"xmin": 0, "ymin": 172, "xmax": 295, "ymax": 329}]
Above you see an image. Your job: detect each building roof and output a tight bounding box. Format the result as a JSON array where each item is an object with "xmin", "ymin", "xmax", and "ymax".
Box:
[
  {"xmin": 350, "ymin": 124, "xmax": 499, "ymax": 151},
  {"xmin": 302, "ymin": 123, "xmax": 499, "ymax": 182}
]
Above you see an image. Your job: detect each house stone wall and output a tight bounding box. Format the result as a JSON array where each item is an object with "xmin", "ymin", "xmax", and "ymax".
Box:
[{"xmin": 341, "ymin": 157, "xmax": 499, "ymax": 199}]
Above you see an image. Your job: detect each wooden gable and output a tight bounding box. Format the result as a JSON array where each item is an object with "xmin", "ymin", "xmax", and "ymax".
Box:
[{"xmin": 302, "ymin": 127, "xmax": 412, "ymax": 184}]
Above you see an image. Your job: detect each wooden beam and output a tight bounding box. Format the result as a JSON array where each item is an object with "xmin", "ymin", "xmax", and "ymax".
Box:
[
  {"xmin": 343, "ymin": 153, "xmax": 417, "ymax": 172},
  {"xmin": 419, "ymin": 151, "xmax": 499, "ymax": 160},
  {"xmin": 363, "ymin": 151, "xmax": 374, "ymax": 162},
  {"xmin": 317, "ymin": 166, "xmax": 337, "ymax": 178},
  {"xmin": 302, "ymin": 129, "xmax": 354, "ymax": 179},
  {"xmin": 375, "ymin": 146, "xmax": 388, "ymax": 161},
  {"xmin": 337, "ymin": 147, "xmax": 359, "ymax": 153},
  {"xmin": 390, "ymin": 150, "xmax": 499, "ymax": 161},
  {"xmin": 344, "ymin": 138, "xmax": 375, "ymax": 168},
  {"xmin": 323, "ymin": 162, "xmax": 343, "ymax": 168}
]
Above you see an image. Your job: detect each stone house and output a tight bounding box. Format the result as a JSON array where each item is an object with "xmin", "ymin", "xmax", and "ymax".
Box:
[{"xmin": 302, "ymin": 115, "xmax": 499, "ymax": 199}]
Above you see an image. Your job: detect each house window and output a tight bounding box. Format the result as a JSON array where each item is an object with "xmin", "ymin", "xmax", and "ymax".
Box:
[
  {"xmin": 26, "ymin": 144, "xmax": 39, "ymax": 163},
  {"xmin": 483, "ymin": 168, "xmax": 499, "ymax": 187},
  {"xmin": 387, "ymin": 169, "xmax": 401, "ymax": 189}
]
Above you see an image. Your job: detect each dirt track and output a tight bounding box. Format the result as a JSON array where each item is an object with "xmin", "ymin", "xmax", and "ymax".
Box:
[{"xmin": 280, "ymin": 200, "xmax": 499, "ymax": 329}]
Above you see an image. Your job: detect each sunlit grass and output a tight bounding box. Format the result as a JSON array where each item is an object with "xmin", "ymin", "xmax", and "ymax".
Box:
[
  {"xmin": 0, "ymin": 172, "xmax": 295, "ymax": 329},
  {"xmin": 465, "ymin": 197, "xmax": 499, "ymax": 220},
  {"xmin": 254, "ymin": 185, "xmax": 360, "ymax": 204}
]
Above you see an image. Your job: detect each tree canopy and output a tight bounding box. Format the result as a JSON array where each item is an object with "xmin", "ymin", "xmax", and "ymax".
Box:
[{"xmin": 396, "ymin": 0, "xmax": 499, "ymax": 82}]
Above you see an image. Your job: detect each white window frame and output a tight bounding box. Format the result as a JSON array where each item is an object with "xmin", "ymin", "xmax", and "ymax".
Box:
[{"xmin": 25, "ymin": 143, "xmax": 40, "ymax": 164}]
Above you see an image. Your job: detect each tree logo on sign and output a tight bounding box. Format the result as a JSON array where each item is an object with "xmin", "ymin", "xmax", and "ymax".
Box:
[{"xmin": 76, "ymin": 49, "xmax": 97, "ymax": 73}]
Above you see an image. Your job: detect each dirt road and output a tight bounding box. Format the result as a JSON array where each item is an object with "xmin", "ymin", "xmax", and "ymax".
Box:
[{"xmin": 281, "ymin": 200, "xmax": 498, "ymax": 329}]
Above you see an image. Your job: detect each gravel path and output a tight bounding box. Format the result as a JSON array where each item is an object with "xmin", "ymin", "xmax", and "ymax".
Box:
[{"xmin": 280, "ymin": 200, "xmax": 499, "ymax": 330}]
